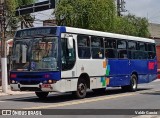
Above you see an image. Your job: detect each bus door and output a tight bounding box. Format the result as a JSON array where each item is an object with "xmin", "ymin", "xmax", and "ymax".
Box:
[{"xmin": 61, "ymin": 33, "xmax": 76, "ymax": 91}]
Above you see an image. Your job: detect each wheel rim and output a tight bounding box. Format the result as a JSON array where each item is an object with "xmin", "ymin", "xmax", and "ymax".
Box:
[
  {"xmin": 132, "ymin": 77, "xmax": 137, "ymax": 89},
  {"xmin": 78, "ymin": 83, "xmax": 86, "ymax": 96}
]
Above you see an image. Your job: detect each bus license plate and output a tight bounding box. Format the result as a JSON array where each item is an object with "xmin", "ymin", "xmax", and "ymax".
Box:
[{"xmin": 42, "ymin": 84, "xmax": 51, "ymax": 88}]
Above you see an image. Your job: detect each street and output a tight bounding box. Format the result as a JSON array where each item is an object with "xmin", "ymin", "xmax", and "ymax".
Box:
[{"xmin": 0, "ymin": 80, "xmax": 160, "ymax": 118}]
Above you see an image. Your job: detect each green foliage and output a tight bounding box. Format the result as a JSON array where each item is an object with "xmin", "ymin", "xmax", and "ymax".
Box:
[
  {"xmin": 55, "ymin": 0, "xmax": 116, "ymax": 32},
  {"xmin": 55, "ymin": 0, "xmax": 150, "ymax": 38},
  {"xmin": 17, "ymin": 0, "xmax": 36, "ymax": 6},
  {"xmin": 115, "ymin": 14, "xmax": 150, "ymax": 37},
  {"xmin": 6, "ymin": 0, "xmax": 36, "ymax": 31}
]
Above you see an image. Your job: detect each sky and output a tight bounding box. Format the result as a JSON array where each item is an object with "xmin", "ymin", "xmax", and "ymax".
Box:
[{"xmin": 34, "ymin": 0, "xmax": 160, "ymax": 27}]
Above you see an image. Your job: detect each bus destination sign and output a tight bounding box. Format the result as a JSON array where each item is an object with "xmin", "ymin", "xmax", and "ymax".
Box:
[{"xmin": 15, "ymin": 27, "xmax": 57, "ymax": 38}]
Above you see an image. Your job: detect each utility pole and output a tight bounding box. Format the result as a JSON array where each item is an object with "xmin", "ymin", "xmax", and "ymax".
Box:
[
  {"xmin": 117, "ymin": 0, "xmax": 127, "ymax": 16},
  {"xmin": 0, "ymin": 0, "xmax": 7, "ymax": 93}
]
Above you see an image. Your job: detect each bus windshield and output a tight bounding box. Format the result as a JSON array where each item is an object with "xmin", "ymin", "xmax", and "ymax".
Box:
[{"xmin": 12, "ymin": 37, "xmax": 59, "ymax": 71}]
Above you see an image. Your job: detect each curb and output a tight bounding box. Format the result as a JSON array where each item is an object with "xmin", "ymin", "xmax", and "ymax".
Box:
[{"xmin": 0, "ymin": 90, "xmax": 34, "ymax": 97}]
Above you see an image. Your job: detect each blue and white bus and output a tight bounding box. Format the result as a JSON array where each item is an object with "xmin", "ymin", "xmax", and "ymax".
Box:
[{"xmin": 10, "ymin": 26, "xmax": 157, "ymax": 99}]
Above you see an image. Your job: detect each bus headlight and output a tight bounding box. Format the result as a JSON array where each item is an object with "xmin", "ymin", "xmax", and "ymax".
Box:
[
  {"xmin": 11, "ymin": 80, "xmax": 16, "ymax": 84},
  {"xmin": 48, "ymin": 80, "xmax": 53, "ymax": 84}
]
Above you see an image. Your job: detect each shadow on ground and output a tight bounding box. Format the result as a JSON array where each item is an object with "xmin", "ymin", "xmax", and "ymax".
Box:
[
  {"xmin": 140, "ymin": 90, "xmax": 160, "ymax": 95},
  {"xmin": 3, "ymin": 87, "xmax": 152, "ymax": 104}
]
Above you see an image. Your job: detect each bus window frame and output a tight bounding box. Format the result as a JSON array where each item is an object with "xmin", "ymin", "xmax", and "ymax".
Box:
[
  {"xmin": 117, "ymin": 39, "xmax": 128, "ymax": 59},
  {"xmin": 77, "ymin": 34, "xmax": 91, "ymax": 59},
  {"xmin": 104, "ymin": 37, "xmax": 117, "ymax": 59},
  {"xmin": 61, "ymin": 38, "xmax": 76, "ymax": 71},
  {"xmin": 91, "ymin": 36, "xmax": 104, "ymax": 59}
]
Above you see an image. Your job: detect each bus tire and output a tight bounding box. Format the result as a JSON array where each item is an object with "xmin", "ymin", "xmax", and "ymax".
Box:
[
  {"xmin": 121, "ymin": 74, "xmax": 138, "ymax": 92},
  {"xmin": 129, "ymin": 74, "xmax": 138, "ymax": 92},
  {"xmin": 73, "ymin": 79, "xmax": 87, "ymax": 99},
  {"xmin": 35, "ymin": 92, "xmax": 49, "ymax": 99}
]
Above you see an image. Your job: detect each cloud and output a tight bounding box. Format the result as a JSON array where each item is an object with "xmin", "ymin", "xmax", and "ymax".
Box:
[{"xmin": 125, "ymin": 0, "xmax": 160, "ymax": 24}]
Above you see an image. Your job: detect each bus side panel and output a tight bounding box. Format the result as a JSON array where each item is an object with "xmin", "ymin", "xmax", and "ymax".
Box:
[
  {"xmin": 107, "ymin": 59, "xmax": 130, "ymax": 87},
  {"xmin": 76, "ymin": 59, "xmax": 106, "ymax": 89},
  {"xmin": 148, "ymin": 60, "xmax": 157, "ymax": 82},
  {"xmin": 130, "ymin": 60, "xmax": 157, "ymax": 84},
  {"xmin": 130, "ymin": 60, "xmax": 149, "ymax": 83},
  {"xmin": 107, "ymin": 59, "xmax": 157, "ymax": 86}
]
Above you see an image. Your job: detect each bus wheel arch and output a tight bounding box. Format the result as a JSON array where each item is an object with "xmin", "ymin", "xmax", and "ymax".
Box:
[
  {"xmin": 121, "ymin": 72, "xmax": 138, "ymax": 92},
  {"xmin": 73, "ymin": 73, "xmax": 90, "ymax": 99}
]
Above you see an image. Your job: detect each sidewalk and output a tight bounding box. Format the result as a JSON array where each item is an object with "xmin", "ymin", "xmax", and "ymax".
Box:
[{"xmin": 0, "ymin": 85, "xmax": 33, "ymax": 96}]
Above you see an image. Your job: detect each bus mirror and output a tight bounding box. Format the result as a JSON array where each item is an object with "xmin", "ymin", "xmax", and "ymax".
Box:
[{"xmin": 67, "ymin": 37, "xmax": 73, "ymax": 49}]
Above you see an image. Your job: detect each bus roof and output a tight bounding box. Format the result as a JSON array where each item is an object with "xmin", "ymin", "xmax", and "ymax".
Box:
[
  {"xmin": 15, "ymin": 26, "xmax": 155, "ymax": 43},
  {"xmin": 65, "ymin": 27, "xmax": 155, "ymax": 43}
]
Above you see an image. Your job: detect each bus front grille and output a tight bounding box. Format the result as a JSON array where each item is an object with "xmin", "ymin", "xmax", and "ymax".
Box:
[
  {"xmin": 20, "ymin": 80, "xmax": 41, "ymax": 85},
  {"xmin": 20, "ymin": 87, "xmax": 41, "ymax": 91}
]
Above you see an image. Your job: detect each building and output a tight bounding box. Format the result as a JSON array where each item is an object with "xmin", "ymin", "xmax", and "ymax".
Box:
[
  {"xmin": 148, "ymin": 23, "xmax": 160, "ymax": 45},
  {"xmin": 148, "ymin": 23, "xmax": 160, "ymax": 69},
  {"xmin": 43, "ymin": 19, "xmax": 57, "ymax": 26}
]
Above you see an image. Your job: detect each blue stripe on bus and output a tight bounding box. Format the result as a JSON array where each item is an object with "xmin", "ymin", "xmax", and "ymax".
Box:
[
  {"xmin": 56, "ymin": 26, "xmax": 66, "ymax": 37},
  {"xmin": 10, "ymin": 71, "xmax": 61, "ymax": 82},
  {"xmin": 107, "ymin": 59, "xmax": 157, "ymax": 87}
]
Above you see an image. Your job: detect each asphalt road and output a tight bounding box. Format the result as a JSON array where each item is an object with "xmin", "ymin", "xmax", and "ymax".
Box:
[{"xmin": 0, "ymin": 80, "xmax": 160, "ymax": 118}]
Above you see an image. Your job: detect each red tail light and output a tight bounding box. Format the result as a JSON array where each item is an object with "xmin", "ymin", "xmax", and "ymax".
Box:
[
  {"xmin": 44, "ymin": 74, "xmax": 50, "ymax": 79},
  {"xmin": 11, "ymin": 74, "xmax": 17, "ymax": 78}
]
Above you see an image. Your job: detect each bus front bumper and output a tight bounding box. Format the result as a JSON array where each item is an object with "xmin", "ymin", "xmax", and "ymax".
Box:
[{"xmin": 10, "ymin": 83, "xmax": 61, "ymax": 92}]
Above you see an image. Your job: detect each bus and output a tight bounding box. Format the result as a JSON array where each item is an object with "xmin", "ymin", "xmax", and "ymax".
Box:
[{"xmin": 10, "ymin": 26, "xmax": 157, "ymax": 99}]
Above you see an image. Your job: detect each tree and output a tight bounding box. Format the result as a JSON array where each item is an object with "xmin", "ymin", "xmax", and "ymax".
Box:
[
  {"xmin": 6, "ymin": 0, "xmax": 36, "ymax": 32},
  {"xmin": 54, "ymin": 0, "xmax": 150, "ymax": 38},
  {"xmin": 115, "ymin": 14, "xmax": 150, "ymax": 37},
  {"xmin": 55, "ymin": 0, "xmax": 116, "ymax": 32}
]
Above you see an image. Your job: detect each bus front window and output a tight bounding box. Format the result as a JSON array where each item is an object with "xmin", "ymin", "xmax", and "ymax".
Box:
[
  {"xmin": 31, "ymin": 37, "xmax": 58, "ymax": 71},
  {"xmin": 12, "ymin": 37, "xmax": 59, "ymax": 71},
  {"xmin": 12, "ymin": 39, "xmax": 31, "ymax": 70}
]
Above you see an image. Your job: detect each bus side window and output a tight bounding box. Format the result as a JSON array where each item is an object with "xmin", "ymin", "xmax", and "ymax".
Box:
[
  {"xmin": 105, "ymin": 38, "xmax": 117, "ymax": 58},
  {"xmin": 148, "ymin": 43, "xmax": 156, "ymax": 59},
  {"xmin": 117, "ymin": 40, "xmax": 127, "ymax": 59},
  {"xmin": 128, "ymin": 41, "xmax": 136, "ymax": 59},
  {"xmin": 136, "ymin": 42, "xmax": 148, "ymax": 59},
  {"xmin": 77, "ymin": 35, "xmax": 91, "ymax": 59},
  {"xmin": 61, "ymin": 38, "xmax": 76, "ymax": 71},
  {"xmin": 91, "ymin": 36, "xmax": 104, "ymax": 59}
]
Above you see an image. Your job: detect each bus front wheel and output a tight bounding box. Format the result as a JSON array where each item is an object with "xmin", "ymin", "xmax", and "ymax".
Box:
[
  {"xmin": 73, "ymin": 79, "xmax": 87, "ymax": 99},
  {"xmin": 35, "ymin": 92, "xmax": 49, "ymax": 99}
]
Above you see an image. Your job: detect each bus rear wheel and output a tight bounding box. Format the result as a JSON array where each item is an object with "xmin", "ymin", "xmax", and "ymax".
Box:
[
  {"xmin": 121, "ymin": 74, "xmax": 138, "ymax": 92},
  {"xmin": 129, "ymin": 74, "xmax": 138, "ymax": 92},
  {"xmin": 35, "ymin": 92, "xmax": 49, "ymax": 99},
  {"xmin": 73, "ymin": 79, "xmax": 87, "ymax": 99}
]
